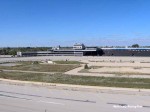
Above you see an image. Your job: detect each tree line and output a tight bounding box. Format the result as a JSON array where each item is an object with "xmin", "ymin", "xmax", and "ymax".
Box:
[{"xmin": 0, "ymin": 47, "xmax": 51, "ymax": 56}]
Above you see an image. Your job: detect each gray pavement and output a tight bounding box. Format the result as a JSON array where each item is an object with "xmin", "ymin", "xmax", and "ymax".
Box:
[
  {"xmin": 1, "ymin": 56, "xmax": 150, "ymax": 63},
  {"xmin": 0, "ymin": 83, "xmax": 150, "ymax": 112}
]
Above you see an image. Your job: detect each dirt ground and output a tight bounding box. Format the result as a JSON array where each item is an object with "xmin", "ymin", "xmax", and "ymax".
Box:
[
  {"xmin": 1, "ymin": 56, "xmax": 150, "ymax": 78},
  {"xmin": 81, "ymin": 58, "xmax": 150, "ymax": 75}
]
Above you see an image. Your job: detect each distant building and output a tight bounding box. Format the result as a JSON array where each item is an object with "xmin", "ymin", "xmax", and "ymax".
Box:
[
  {"xmin": 17, "ymin": 43, "xmax": 102, "ymax": 57},
  {"xmin": 73, "ymin": 43, "xmax": 85, "ymax": 50},
  {"xmin": 17, "ymin": 43, "xmax": 150, "ymax": 57},
  {"xmin": 101, "ymin": 48, "xmax": 150, "ymax": 56}
]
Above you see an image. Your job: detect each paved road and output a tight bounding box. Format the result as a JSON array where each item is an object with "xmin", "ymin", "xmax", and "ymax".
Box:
[
  {"xmin": 1, "ymin": 56, "xmax": 150, "ymax": 63},
  {"xmin": 0, "ymin": 83, "xmax": 150, "ymax": 112}
]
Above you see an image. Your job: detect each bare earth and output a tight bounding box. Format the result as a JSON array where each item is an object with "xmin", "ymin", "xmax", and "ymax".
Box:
[{"xmin": 1, "ymin": 56, "xmax": 150, "ymax": 78}]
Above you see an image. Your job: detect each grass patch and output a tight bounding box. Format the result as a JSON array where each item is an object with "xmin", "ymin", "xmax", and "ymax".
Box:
[
  {"xmin": 0, "ymin": 71, "xmax": 150, "ymax": 89},
  {"xmin": 0, "ymin": 61, "xmax": 80, "ymax": 72},
  {"xmin": 54, "ymin": 60, "xmax": 84, "ymax": 64},
  {"xmin": 79, "ymin": 69, "xmax": 150, "ymax": 75},
  {"xmin": 90, "ymin": 66, "xmax": 150, "ymax": 69},
  {"xmin": 101, "ymin": 72, "xmax": 150, "ymax": 75}
]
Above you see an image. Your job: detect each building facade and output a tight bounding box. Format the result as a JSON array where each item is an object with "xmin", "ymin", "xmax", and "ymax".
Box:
[
  {"xmin": 102, "ymin": 48, "xmax": 150, "ymax": 56},
  {"xmin": 17, "ymin": 44, "xmax": 102, "ymax": 57},
  {"xmin": 17, "ymin": 44, "xmax": 150, "ymax": 57}
]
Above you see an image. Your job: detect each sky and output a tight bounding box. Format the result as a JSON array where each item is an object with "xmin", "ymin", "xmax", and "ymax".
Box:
[{"xmin": 0, "ymin": 0, "xmax": 150, "ymax": 47}]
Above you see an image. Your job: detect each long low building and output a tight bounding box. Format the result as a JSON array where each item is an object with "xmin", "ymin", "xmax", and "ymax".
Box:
[
  {"xmin": 102, "ymin": 48, "xmax": 150, "ymax": 56},
  {"xmin": 17, "ymin": 44, "xmax": 103, "ymax": 57},
  {"xmin": 17, "ymin": 44, "xmax": 150, "ymax": 57}
]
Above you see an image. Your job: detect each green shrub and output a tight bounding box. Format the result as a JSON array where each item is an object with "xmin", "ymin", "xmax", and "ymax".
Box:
[
  {"xmin": 84, "ymin": 64, "xmax": 89, "ymax": 69},
  {"xmin": 32, "ymin": 61, "xmax": 39, "ymax": 64}
]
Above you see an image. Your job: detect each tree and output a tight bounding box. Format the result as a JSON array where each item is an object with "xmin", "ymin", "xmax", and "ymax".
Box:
[
  {"xmin": 84, "ymin": 64, "xmax": 89, "ymax": 69},
  {"xmin": 9, "ymin": 50, "xmax": 17, "ymax": 56},
  {"xmin": 132, "ymin": 44, "xmax": 139, "ymax": 48}
]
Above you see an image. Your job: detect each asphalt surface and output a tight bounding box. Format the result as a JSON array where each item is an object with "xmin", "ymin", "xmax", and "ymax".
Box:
[
  {"xmin": 0, "ymin": 83, "xmax": 150, "ymax": 112},
  {"xmin": 1, "ymin": 56, "xmax": 150, "ymax": 63}
]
